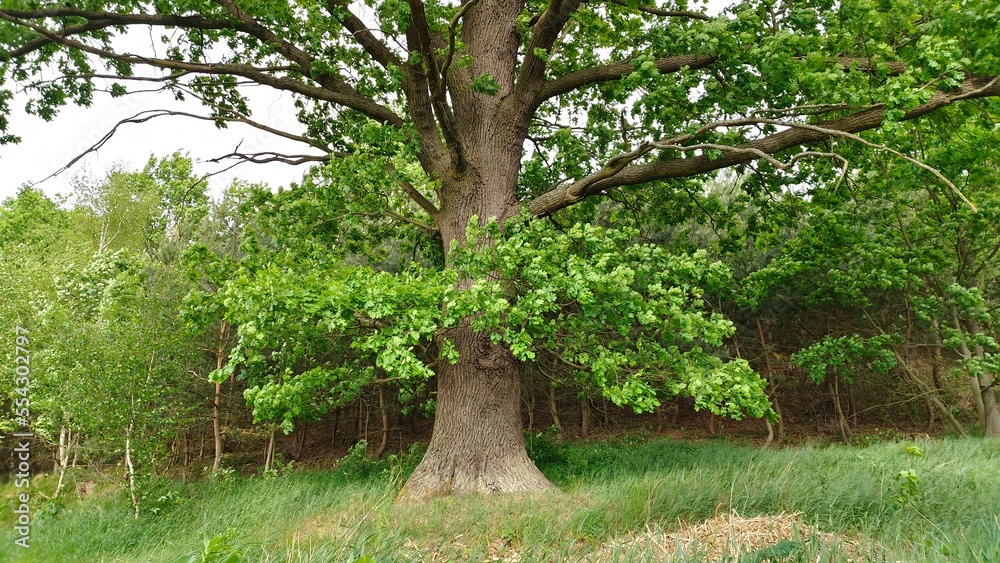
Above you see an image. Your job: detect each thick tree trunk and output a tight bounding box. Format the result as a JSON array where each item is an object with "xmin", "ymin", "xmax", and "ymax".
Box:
[
  {"xmin": 982, "ymin": 374, "xmax": 1000, "ymax": 437},
  {"xmin": 396, "ymin": 16, "xmax": 551, "ymax": 498},
  {"xmin": 398, "ymin": 326, "xmax": 554, "ymax": 500}
]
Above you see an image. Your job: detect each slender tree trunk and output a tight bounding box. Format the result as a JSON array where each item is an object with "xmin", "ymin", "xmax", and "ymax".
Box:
[
  {"xmin": 125, "ymin": 423, "xmax": 139, "ymax": 519},
  {"xmin": 774, "ymin": 397, "xmax": 784, "ymax": 443},
  {"xmin": 54, "ymin": 425, "xmax": 71, "ymax": 498},
  {"xmin": 526, "ymin": 383, "xmax": 535, "ymax": 432},
  {"xmin": 894, "ymin": 350, "xmax": 968, "ymax": 437},
  {"xmin": 355, "ymin": 398, "xmax": 364, "ymax": 445},
  {"xmin": 213, "ymin": 320, "xmax": 228, "ymax": 474},
  {"xmin": 375, "ymin": 385, "xmax": 389, "ymax": 459},
  {"xmin": 212, "ymin": 383, "xmax": 223, "ymax": 473},
  {"xmin": 969, "ymin": 321, "xmax": 1000, "ymax": 436},
  {"xmin": 363, "ymin": 396, "xmax": 371, "ymax": 447},
  {"xmin": 296, "ymin": 422, "xmax": 308, "ymax": 460},
  {"xmin": 828, "ymin": 377, "xmax": 850, "ymax": 444},
  {"xmin": 846, "ymin": 383, "xmax": 858, "ymax": 429},
  {"xmin": 264, "ymin": 429, "xmax": 276, "ymax": 472},
  {"xmin": 580, "ymin": 397, "xmax": 590, "ymax": 438},
  {"xmin": 655, "ymin": 405, "xmax": 665, "ymax": 433},
  {"xmin": 331, "ymin": 406, "xmax": 340, "ymax": 445},
  {"xmin": 950, "ymin": 309, "xmax": 987, "ymax": 428},
  {"xmin": 755, "ymin": 316, "xmax": 782, "ymax": 443},
  {"xmin": 548, "ymin": 381, "xmax": 563, "ymax": 436}
]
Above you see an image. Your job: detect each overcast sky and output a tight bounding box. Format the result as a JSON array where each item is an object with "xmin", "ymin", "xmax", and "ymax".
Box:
[{"xmin": 1, "ymin": 82, "xmax": 317, "ymax": 203}]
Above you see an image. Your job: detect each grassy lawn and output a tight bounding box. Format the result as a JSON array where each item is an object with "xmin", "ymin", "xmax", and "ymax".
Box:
[{"xmin": 1, "ymin": 436, "xmax": 998, "ymax": 561}]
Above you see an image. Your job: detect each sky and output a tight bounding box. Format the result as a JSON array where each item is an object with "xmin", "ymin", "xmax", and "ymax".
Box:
[{"xmin": 1, "ymin": 82, "xmax": 317, "ymax": 203}]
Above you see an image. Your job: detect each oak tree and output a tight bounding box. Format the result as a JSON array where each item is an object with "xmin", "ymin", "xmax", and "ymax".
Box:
[{"xmin": 3, "ymin": 0, "xmax": 998, "ymax": 499}]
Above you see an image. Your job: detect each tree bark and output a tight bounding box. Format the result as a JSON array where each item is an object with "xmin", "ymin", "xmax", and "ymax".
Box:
[
  {"xmin": 212, "ymin": 382, "xmax": 223, "ymax": 473},
  {"xmin": 54, "ymin": 425, "xmax": 71, "ymax": 498},
  {"xmin": 212, "ymin": 320, "xmax": 228, "ymax": 474},
  {"xmin": 374, "ymin": 385, "xmax": 388, "ymax": 459},
  {"xmin": 296, "ymin": 421, "xmax": 308, "ymax": 460},
  {"xmin": 580, "ymin": 396, "xmax": 590, "ymax": 438},
  {"xmin": 969, "ymin": 323, "xmax": 1000, "ymax": 437},
  {"xmin": 526, "ymin": 381, "xmax": 536, "ymax": 432},
  {"xmin": 264, "ymin": 429, "xmax": 275, "ymax": 472},
  {"xmin": 398, "ymin": 325, "xmax": 554, "ymax": 500},
  {"xmin": 549, "ymin": 381, "xmax": 563, "ymax": 436},
  {"xmin": 828, "ymin": 378, "xmax": 850, "ymax": 444},
  {"xmin": 950, "ymin": 309, "xmax": 988, "ymax": 428},
  {"xmin": 331, "ymin": 406, "xmax": 340, "ymax": 445},
  {"xmin": 125, "ymin": 423, "xmax": 139, "ymax": 519},
  {"xmin": 895, "ymin": 350, "xmax": 968, "ymax": 437},
  {"xmin": 981, "ymin": 373, "xmax": 1000, "ymax": 437},
  {"xmin": 774, "ymin": 397, "xmax": 784, "ymax": 443},
  {"xmin": 396, "ymin": 7, "xmax": 556, "ymax": 499}
]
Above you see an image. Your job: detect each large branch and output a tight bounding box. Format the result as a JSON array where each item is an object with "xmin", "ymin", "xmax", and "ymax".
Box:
[
  {"xmin": 324, "ymin": 1, "xmax": 402, "ymax": 70},
  {"xmin": 512, "ymin": 0, "xmax": 584, "ymax": 110},
  {"xmin": 404, "ymin": 0, "xmax": 462, "ymax": 168},
  {"xmin": 0, "ymin": 11, "xmax": 405, "ymax": 127},
  {"xmin": 213, "ymin": 0, "xmax": 389, "ymax": 122},
  {"xmin": 0, "ymin": 9, "xmax": 241, "ymax": 60},
  {"xmin": 528, "ymin": 75, "xmax": 1000, "ymax": 217},
  {"xmin": 534, "ymin": 53, "xmax": 718, "ymax": 107}
]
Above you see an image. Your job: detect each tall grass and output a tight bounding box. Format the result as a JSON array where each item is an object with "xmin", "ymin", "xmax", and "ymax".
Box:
[{"xmin": 1, "ymin": 436, "xmax": 997, "ymax": 561}]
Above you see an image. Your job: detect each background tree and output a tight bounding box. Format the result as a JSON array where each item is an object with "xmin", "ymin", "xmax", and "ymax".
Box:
[
  {"xmin": 3, "ymin": 0, "xmax": 999, "ymax": 499},
  {"xmin": 0, "ymin": 158, "xmax": 215, "ymax": 512}
]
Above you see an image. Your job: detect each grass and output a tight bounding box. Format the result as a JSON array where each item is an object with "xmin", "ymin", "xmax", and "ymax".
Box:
[{"xmin": 1, "ymin": 436, "xmax": 998, "ymax": 561}]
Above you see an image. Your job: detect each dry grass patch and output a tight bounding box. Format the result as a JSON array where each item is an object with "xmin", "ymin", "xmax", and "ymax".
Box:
[{"xmin": 588, "ymin": 511, "xmax": 874, "ymax": 561}]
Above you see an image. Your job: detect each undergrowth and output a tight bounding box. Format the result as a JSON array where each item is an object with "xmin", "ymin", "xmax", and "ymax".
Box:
[{"xmin": 0, "ymin": 436, "xmax": 997, "ymax": 561}]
